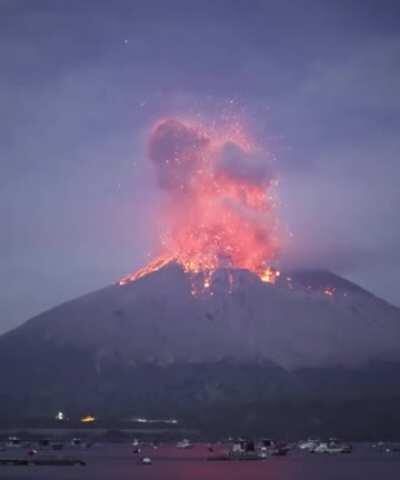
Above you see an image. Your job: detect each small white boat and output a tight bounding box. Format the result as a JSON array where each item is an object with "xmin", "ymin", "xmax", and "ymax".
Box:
[
  {"xmin": 313, "ymin": 442, "xmax": 352, "ymax": 454},
  {"xmin": 298, "ymin": 439, "xmax": 319, "ymax": 451},
  {"xmin": 176, "ymin": 439, "xmax": 193, "ymax": 449},
  {"xmin": 140, "ymin": 456, "xmax": 152, "ymax": 465}
]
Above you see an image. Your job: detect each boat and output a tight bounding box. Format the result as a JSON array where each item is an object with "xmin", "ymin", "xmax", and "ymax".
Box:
[
  {"xmin": 5, "ymin": 437, "xmax": 21, "ymax": 448},
  {"xmin": 312, "ymin": 441, "xmax": 352, "ymax": 454},
  {"xmin": 32, "ymin": 456, "xmax": 86, "ymax": 466},
  {"xmin": 259, "ymin": 439, "xmax": 290, "ymax": 456},
  {"xmin": 259, "ymin": 439, "xmax": 274, "ymax": 453},
  {"xmin": 228, "ymin": 440, "xmax": 267, "ymax": 461},
  {"xmin": 271, "ymin": 444, "xmax": 290, "ymax": 456},
  {"xmin": 298, "ymin": 439, "xmax": 319, "ymax": 451},
  {"xmin": 70, "ymin": 437, "xmax": 82, "ymax": 446},
  {"xmin": 384, "ymin": 444, "xmax": 400, "ymax": 453},
  {"xmin": 0, "ymin": 458, "xmax": 30, "ymax": 466},
  {"xmin": 0, "ymin": 456, "xmax": 86, "ymax": 466},
  {"xmin": 176, "ymin": 439, "xmax": 193, "ymax": 449}
]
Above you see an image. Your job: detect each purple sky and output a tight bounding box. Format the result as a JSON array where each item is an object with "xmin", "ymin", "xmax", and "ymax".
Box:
[{"xmin": 1, "ymin": 0, "xmax": 400, "ymax": 333}]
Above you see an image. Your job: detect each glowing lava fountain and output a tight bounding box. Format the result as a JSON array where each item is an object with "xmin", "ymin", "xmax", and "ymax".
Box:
[{"xmin": 119, "ymin": 117, "xmax": 282, "ymax": 290}]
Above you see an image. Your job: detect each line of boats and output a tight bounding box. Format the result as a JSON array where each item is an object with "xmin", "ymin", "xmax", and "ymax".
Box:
[
  {"xmin": 1, "ymin": 436, "xmax": 91, "ymax": 451},
  {"xmin": 3, "ymin": 434, "xmax": 400, "ymax": 467},
  {"xmin": 176, "ymin": 437, "xmax": 356, "ymax": 460},
  {"xmin": 129, "ymin": 436, "xmax": 400, "ymax": 460},
  {"xmin": 207, "ymin": 439, "xmax": 290, "ymax": 461},
  {"xmin": 298, "ymin": 439, "xmax": 352, "ymax": 454},
  {"xmin": 175, "ymin": 438, "xmax": 351, "ymax": 460}
]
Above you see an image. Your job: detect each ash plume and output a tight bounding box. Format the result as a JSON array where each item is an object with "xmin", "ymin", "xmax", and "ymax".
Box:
[{"xmin": 121, "ymin": 117, "xmax": 281, "ymax": 286}]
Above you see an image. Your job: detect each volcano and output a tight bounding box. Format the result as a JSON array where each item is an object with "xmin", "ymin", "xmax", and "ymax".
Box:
[
  {"xmin": 1, "ymin": 262, "xmax": 400, "ymax": 438},
  {"xmin": 1, "ymin": 114, "xmax": 399, "ymax": 438}
]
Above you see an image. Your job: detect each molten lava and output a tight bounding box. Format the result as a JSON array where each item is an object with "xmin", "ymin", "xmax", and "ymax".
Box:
[{"xmin": 119, "ymin": 117, "xmax": 282, "ymax": 290}]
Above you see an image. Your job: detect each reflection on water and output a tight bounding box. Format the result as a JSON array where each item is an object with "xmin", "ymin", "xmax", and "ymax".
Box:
[{"xmin": 1, "ymin": 443, "xmax": 400, "ymax": 480}]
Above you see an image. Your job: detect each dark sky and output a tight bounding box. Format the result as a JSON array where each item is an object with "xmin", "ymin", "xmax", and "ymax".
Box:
[{"xmin": 1, "ymin": 0, "xmax": 400, "ymax": 333}]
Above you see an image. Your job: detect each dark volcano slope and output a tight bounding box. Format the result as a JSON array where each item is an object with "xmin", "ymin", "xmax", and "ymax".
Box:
[
  {"xmin": 0, "ymin": 263, "xmax": 399, "ymax": 438},
  {"xmin": 1, "ymin": 345, "xmax": 400, "ymax": 439}
]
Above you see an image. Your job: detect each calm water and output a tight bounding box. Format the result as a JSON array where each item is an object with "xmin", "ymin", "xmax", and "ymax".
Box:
[{"xmin": 1, "ymin": 443, "xmax": 400, "ymax": 480}]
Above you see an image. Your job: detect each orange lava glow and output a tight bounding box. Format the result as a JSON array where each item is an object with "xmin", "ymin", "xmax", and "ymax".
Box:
[
  {"xmin": 81, "ymin": 415, "xmax": 96, "ymax": 423},
  {"xmin": 119, "ymin": 255, "xmax": 174, "ymax": 286},
  {"xmin": 119, "ymin": 117, "xmax": 282, "ymax": 290}
]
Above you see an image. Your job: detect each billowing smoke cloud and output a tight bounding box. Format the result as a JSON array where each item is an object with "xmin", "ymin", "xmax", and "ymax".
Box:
[
  {"xmin": 149, "ymin": 118, "xmax": 274, "ymax": 194},
  {"xmin": 126, "ymin": 117, "xmax": 282, "ymax": 282},
  {"xmin": 217, "ymin": 141, "xmax": 273, "ymax": 187},
  {"xmin": 149, "ymin": 119, "xmax": 209, "ymax": 194}
]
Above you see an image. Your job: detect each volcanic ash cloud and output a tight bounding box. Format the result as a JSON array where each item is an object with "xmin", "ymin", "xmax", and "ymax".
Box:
[{"xmin": 121, "ymin": 117, "xmax": 281, "ymax": 286}]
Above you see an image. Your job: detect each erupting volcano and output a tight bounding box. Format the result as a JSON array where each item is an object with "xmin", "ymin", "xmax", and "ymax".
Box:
[
  {"xmin": 1, "ymin": 117, "xmax": 400, "ymax": 437},
  {"xmin": 119, "ymin": 118, "xmax": 281, "ymax": 290}
]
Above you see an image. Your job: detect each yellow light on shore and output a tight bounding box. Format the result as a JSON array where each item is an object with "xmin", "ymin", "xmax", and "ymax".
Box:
[{"xmin": 81, "ymin": 415, "xmax": 96, "ymax": 423}]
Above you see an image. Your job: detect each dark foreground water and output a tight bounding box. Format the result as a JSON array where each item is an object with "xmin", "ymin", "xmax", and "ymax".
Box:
[{"xmin": 1, "ymin": 443, "xmax": 400, "ymax": 480}]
